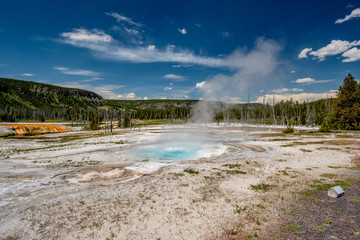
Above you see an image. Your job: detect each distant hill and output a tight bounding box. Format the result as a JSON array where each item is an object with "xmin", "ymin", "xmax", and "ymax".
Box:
[
  {"xmin": 0, "ymin": 78, "xmax": 105, "ymax": 110},
  {"xmin": 0, "ymin": 77, "xmax": 265, "ymax": 122}
]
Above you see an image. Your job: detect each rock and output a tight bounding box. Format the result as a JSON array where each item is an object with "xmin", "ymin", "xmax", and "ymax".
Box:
[{"xmin": 327, "ymin": 186, "xmax": 345, "ymax": 198}]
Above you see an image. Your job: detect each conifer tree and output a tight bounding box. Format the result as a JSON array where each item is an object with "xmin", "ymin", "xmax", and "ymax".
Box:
[{"xmin": 329, "ymin": 73, "xmax": 360, "ymax": 130}]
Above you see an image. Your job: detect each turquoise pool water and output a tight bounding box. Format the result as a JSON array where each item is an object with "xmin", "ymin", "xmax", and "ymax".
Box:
[{"xmin": 135, "ymin": 144, "xmax": 202, "ymax": 162}]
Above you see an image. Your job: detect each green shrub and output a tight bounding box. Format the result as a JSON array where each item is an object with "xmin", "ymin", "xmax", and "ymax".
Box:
[{"xmin": 283, "ymin": 125, "xmax": 294, "ymax": 133}]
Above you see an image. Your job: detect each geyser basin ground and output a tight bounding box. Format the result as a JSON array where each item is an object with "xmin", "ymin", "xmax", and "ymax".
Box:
[{"xmin": 1, "ymin": 124, "xmax": 359, "ymax": 240}]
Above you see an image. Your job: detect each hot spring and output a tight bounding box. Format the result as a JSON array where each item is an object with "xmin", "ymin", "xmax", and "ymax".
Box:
[
  {"xmin": 128, "ymin": 127, "xmax": 244, "ymax": 162},
  {"xmin": 134, "ymin": 142, "xmax": 227, "ymax": 162}
]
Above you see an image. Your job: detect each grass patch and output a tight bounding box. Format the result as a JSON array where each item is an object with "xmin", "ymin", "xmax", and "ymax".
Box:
[
  {"xmin": 347, "ymin": 166, "xmax": 360, "ymax": 171},
  {"xmin": 298, "ymin": 178, "xmax": 356, "ymax": 196},
  {"xmin": 280, "ymin": 223, "xmax": 303, "ymax": 235},
  {"xmin": 222, "ymin": 169, "xmax": 247, "ymax": 175},
  {"xmin": 222, "ymin": 163, "xmax": 242, "ymax": 169},
  {"xmin": 281, "ymin": 142, "xmax": 307, "ymax": 147},
  {"xmin": 24, "ymin": 132, "xmax": 44, "ymax": 136},
  {"xmin": 328, "ymin": 166, "xmax": 342, "ymax": 169},
  {"xmin": 184, "ymin": 169, "xmax": 199, "ymax": 175},
  {"xmin": 324, "ymin": 218, "xmax": 332, "ymax": 224},
  {"xmin": 313, "ymin": 225, "xmax": 326, "ymax": 233},
  {"xmin": 300, "ymin": 148, "xmax": 312, "ymax": 152},
  {"xmin": 320, "ymin": 173, "xmax": 337, "ymax": 179},
  {"xmin": 250, "ymin": 183, "xmax": 277, "ymax": 192},
  {"xmin": 0, "ymin": 133, "xmax": 16, "ymax": 137}
]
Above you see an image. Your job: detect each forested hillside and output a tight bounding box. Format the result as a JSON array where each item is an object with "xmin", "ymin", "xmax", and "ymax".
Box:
[{"xmin": 0, "ymin": 78, "xmax": 105, "ymax": 109}]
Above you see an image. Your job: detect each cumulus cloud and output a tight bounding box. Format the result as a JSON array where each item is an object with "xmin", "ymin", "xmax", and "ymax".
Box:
[
  {"xmin": 303, "ymin": 40, "xmax": 360, "ymax": 62},
  {"xmin": 293, "ymin": 77, "xmax": 332, "ymax": 84},
  {"xmin": 272, "ymin": 88, "xmax": 303, "ymax": 93},
  {"xmin": 195, "ymin": 81, "xmax": 206, "ymax": 89},
  {"xmin": 335, "ymin": 8, "xmax": 360, "ymax": 24},
  {"xmin": 255, "ymin": 92, "xmax": 337, "ymax": 104},
  {"xmin": 163, "ymin": 86, "xmax": 172, "ymax": 91},
  {"xmin": 105, "ymin": 12, "xmax": 142, "ymax": 27},
  {"xmin": 60, "ymin": 28, "xmax": 113, "ymax": 43},
  {"xmin": 178, "ymin": 28, "xmax": 187, "ymax": 35},
  {"xmin": 116, "ymin": 92, "xmax": 137, "ymax": 100},
  {"xmin": 290, "ymin": 70, "xmax": 296, "ymax": 73},
  {"xmin": 143, "ymin": 96, "xmax": 148, "ymax": 100},
  {"xmin": 21, "ymin": 73, "xmax": 35, "ymax": 76},
  {"xmin": 163, "ymin": 74, "xmax": 184, "ymax": 79},
  {"xmin": 298, "ymin": 48, "xmax": 312, "ymax": 58},
  {"xmin": 342, "ymin": 47, "xmax": 360, "ymax": 62},
  {"xmin": 54, "ymin": 66, "xmax": 101, "ymax": 76}
]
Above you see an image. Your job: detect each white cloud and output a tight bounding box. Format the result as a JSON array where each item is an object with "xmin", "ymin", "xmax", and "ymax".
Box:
[
  {"xmin": 143, "ymin": 96, "xmax": 148, "ymax": 100},
  {"xmin": 292, "ymin": 88, "xmax": 304, "ymax": 92},
  {"xmin": 170, "ymin": 83, "xmax": 173, "ymax": 85},
  {"xmin": 105, "ymin": 12, "xmax": 142, "ymax": 27},
  {"xmin": 294, "ymin": 77, "xmax": 315, "ymax": 84},
  {"xmin": 116, "ymin": 92, "xmax": 136, "ymax": 100},
  {"xmin": 298, "ymin": 48, "xmax": 312, "ymax": 58},
  {"xmin": 178, "ymin": 28, "xmax": 187, "ymax": 35},
  {"xmin": 21, "ymin": 73, "xmax": 35, "ymax": 76},
  {"xmin": 255, "ymin": 92, "xmax": 337, "ymax": 104},
  {"xmin": 335, "ymin": 8, "xmax": 360, "ymax": 24},
  {"xmin": 172, "ymin": 64, "xmax": 193, "ymax": 68},
  {"xmin": 220, "ymin": 31, "xmax": 232, "ymax": 38},
  {"xmin": 124, "ymin": 27, "xmax": 139, "ymax": 35},
  {"xmin": 195, "ymin": 24, "xmax": 202, "ymax": 28},
  {"xmin": 308, "ymin": 40, "xmax": 360, "ymax": 61},
  {"xmin": 54, "ymin": 66, "xmax": 101, "ymax": 76},
  {"xmin": 60, "ymin": 29, "xmax": 224, "ymax": 67},
  {"xmin": 163, "ymin": 86, "xmax": 172, "ymax": 91},
  {"xmin": 160, "ymin": 96, "xmax": 167, "ymax": 99},
  {"xmin": 272, "ymin": 88, "xmax": 303, "ymax": 93},
  {"xmin": 163, "ymin": 74, "xmax": 184, "ymax": 79},
  {"xmin": 147, "ymin": 45, "xmax": 156, "ymax": 50},
  {"xmin": 60, "ymin": 28, "xmax": 113, "ymax": 43},
  {"xmin": 196, "ymin": 81, "xmax": 206, "ymax": 89},
  {"xmin": 54, "ymin": 67, "xmax": 68, "ymax": 71},
  {"xmin": 347, "ymin": 4, "xmax": 354, "ymax": 8},
  {"xmin": 329, "ymin": 89, "xmax": 338, "ymax": 93},
  {"xmin": 293, "ymin": 77, "xmax": 332, "ymax": 84},
  {"xmin": 184, "ymin": 95, "xmax": 189, "ymax": 99},
  {"xmin": 342, "ymin": 47, "xmax": 360, "ymax": 62},
  {"xmin": 290, "ymin": 70, "xmax": 296, "ymax": 73}
]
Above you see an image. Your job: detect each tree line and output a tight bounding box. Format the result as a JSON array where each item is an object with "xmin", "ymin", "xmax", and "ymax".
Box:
[{"xmin": 0, "ymin": 74, "xmax": 359, "ymax": 131}]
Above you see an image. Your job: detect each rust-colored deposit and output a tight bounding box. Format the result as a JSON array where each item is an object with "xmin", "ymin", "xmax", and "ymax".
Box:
[{"xmin": 0, "ymin": 124, "xmax": 72, "ymax": 135}]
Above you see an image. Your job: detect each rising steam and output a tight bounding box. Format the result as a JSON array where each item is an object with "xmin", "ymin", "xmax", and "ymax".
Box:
[{"xmin": 193, "ymin": 38, "xmax": 282, "ymax": 123}]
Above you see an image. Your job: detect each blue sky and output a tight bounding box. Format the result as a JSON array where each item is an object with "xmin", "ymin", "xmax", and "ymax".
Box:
[{"xmin": 1, "ymin": 0, "xmax": 360, "ymax": 103}]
